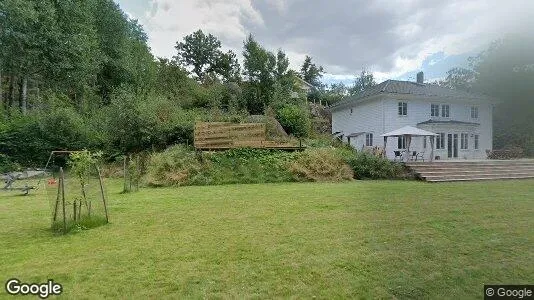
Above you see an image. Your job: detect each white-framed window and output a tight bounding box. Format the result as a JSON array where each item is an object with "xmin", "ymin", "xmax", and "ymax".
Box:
[
  {"xmin": 365, "ymin": 133, "xmax": 373, "ymax": 146},
  {"xmin": 423, "ymin": 137, "xmax": 427, "ymax": 149},
  {"xmin": 398, "ymin": 102, "xmax": 407, "ymax": 116},
  {"xmin": 461, "ymin": 133, "xmax": 469, "ymax": 150},
  {"xmin": 474, "ymin": 134, "xmax": 479, "ymax": 150},
  {"xmin": 441, "ymin": 104, "xmax": 450, "ymax": 118},
  {"xmin": 436, "ymin": 133, "xmax": 445, "ymax": 149},
  {"xmin": 398, "ymin": 136, "xmax": 406, "ymax": 149},
  {"xmin": 470, "ymin": 106, "xmax": 478, "ymax": 119},
  {"xmin": 431, "ymin": 104, "xmax": 440, "ymax": 117}
]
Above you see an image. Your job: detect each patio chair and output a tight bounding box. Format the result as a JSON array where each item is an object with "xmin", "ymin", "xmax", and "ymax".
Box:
[
  {"xmin": 393, "ymin": 151, "xmax": 402, "ymax": 161},
  {"xmin": 415, "ymin": 151, "xmax": 425, "ymax": 162}
]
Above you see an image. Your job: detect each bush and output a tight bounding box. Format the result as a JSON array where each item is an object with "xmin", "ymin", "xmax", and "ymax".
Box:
[
  {"xmin": 288, "ymin": 148, "xmax": 353, "ymax": 182},
  {"xmin": 345, "ymin": 151, "xmax": 404, "ymax": 179},
  {"xmin": 276, "ymin": 104, "xmax": 311, "ymax": 138},
  {"xmin": 145, "ymin": 145, "xmax": 203, "ymax": 186},
  {"xmin": 201, "ymin": 148, "xmax": 296, "ymax": 185}
]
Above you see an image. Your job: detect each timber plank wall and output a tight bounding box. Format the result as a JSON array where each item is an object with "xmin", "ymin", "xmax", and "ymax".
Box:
[{"xmin": 194, "ymin": 122, "xmax": 302, "ymax": 150}]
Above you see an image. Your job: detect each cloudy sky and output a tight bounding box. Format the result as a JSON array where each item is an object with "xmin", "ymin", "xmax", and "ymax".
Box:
[{"xmin": 116, "ymin": 0, "xmax": 533, "ymax": 85}]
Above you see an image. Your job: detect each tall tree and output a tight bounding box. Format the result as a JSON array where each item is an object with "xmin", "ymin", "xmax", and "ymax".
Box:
[
  {"xmin": 300, "ymin": 55, "xmax": 324, "ymax": 86},
  {"xmin": 242, "ymin": 34, "xmax": 277, "ymax": 113},
  {"xmin": 275, "ymin": 49, "xmax": 290, "ymax": 79},
  {"xmin": 174, "ymin": 30, "xmax": 222, "ymax": 81},
  {"xmin": 349, "ymin": 69, "xmax": 376, "ymax": 95},
  {"xmin": 213, "ymin": 50, "xmax": 241, "ymax": 83}
]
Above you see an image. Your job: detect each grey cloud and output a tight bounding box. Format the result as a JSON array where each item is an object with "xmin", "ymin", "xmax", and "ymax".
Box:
[{"xmin": 234, "ymin": 0, "xmax": 533, "ymax": 75}]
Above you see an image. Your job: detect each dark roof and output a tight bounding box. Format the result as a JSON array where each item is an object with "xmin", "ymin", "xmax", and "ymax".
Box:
[
  {"xmin": 347, "ymin": 132, "xmax": 365, "ymax": 137},
  {"xmin": 417, "ymin": 120, "xmax": 480, "ymax": 126},
  {"xmin": 330, "ymin": 80, "xmax": 491, "ymax": 110}
]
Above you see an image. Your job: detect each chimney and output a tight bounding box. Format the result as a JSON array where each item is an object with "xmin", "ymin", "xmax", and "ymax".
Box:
[{"xmin": 416, "ymin": 71, "xmax": 424, "ymax": 84}]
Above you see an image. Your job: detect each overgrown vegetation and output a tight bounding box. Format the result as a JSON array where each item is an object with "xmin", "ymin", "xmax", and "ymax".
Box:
[
  {"xmin": 345, "ymin": 152, "xmax": 405, "ymax": 179},
  {"xmin": 288, "ymin": 148, "xmax": 353, "ymax": 181},
  {"xmin": 144, "ymin": 145, "xmax": 405, "ymax": 187},
  {"xmin": 0, "ymin": 1, "xmax": 315, "ymax": 168}
]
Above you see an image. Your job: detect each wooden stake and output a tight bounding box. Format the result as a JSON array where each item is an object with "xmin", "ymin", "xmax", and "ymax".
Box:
[
  {"xmin": 79, "ymin": 176, "xmax": 89, "ymax": 217},
  {"xmin": 73, "ymin": 199, "xmax": 77, "ymax": 222},
  {"xmin": 123, "ymin": 156, "xmax": 127, "ymax": 192},
  {"xmin": 135, "ymin": 155, "xmax": 140, "ymax": 191},
  {"xmin": 129, "ymin": 156, "xmax": 132, "ymax": 192},
  {"xmin": 60, "ymin": 167, "xmax": 66, "ymax": 234},
  {"xmin": 96, "ymin": 166, "xmax": 109, "ymax": 223},
  {"xmin": 53, "ymin": 177, "xmax": 61, "ymax": 221}
]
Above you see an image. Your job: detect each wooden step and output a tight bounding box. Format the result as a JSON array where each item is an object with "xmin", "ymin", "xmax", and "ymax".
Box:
[
  {"xmin": 406, "ymin": 159, "xmax": 534, "ymax": 182},
  {"xmin": 426, "ymin": 175, "xmax": 534, "ymax": 182}
]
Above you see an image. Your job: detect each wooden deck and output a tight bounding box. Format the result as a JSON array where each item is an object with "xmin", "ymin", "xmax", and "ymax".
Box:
[{"xmin": 194, "ymin": 122, "xmax": 302, "ymax": 150}]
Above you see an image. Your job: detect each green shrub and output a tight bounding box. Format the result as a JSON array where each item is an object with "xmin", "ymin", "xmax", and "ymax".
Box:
[
  {"xmin": 201, "ymin": 148, "xmax": 296, "ymax": 185},
  {"xmin": 145, "ymin": 145, "xmax": 203, "ymax": 186},
  {"xmin": 0, "ymin": 153, "xmax": 20, "ymax": 173},
  {"xmin": 276, "ymin": 104, "xmax": 311, "ymax": 138},
  {"xmin": 345, "ymin": 151, "xmax": 404, "ymax": 179},
  {"xmin": 0, "ymin": 114, "xmax": 51, "ymax": 166},
  {"xmin": 288, "ymin": 148, "xmax": 353, "ymax": 182}
]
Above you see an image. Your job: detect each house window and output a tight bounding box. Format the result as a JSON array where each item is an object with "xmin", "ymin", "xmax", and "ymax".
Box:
[
  {"xmin": 431, "ymin": 104, "xmax": 440, "ymax": 117},
  {"xmin": 474, "ymin": 134, "xmax": 479, "ymax": 150},
  {"xmin": 436, "ymin": 133, "xmax": 445, "ymax": 149},
  {"xmin": 350, "ymin": 108, "xmax": 353, "ymax": 115},
  {"xmin": 461, "ymin": 133, "xmax": 469, "ymax": 150},
  {"xmin": 423, "ymin": 137, "xmax": 427, "ymax": 149},
  {"xmin": 365, "ymin": 133, "xmax": 373, "ymax": 146},
  {"xmin": 471, "ymin": 106, "xmax": 478, "ymax": 119},
  {"xmin": 441, "ymin": 104, "xmax": 450, "ymax": 117},
  {"xmin": 398, "ymin": 136, "xmax": 406, "ymax": 149},
  {"xmin": 398, "ymin": 102, "xmax": 407, "ymax": 116}
]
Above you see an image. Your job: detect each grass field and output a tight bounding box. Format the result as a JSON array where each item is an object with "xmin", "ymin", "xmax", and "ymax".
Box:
[{"xmin": 1, "ymin": 179, "xmax": 533, "ymax": 298}]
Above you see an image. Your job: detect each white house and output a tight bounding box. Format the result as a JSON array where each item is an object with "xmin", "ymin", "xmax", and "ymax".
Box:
[{"xmin": 330, "ymin": 72, "xmax": 496, "ymax": 160}]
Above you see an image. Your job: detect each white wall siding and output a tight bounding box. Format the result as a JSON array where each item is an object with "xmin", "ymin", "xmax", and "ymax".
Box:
[{"xmin": 331, "ymin": 99, "xmax": 384, "ymax": 150}]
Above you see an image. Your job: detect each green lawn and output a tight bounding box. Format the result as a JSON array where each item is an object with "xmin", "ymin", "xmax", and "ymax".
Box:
[{"xmin": 1, "ymin": 179, "xmax": 534, "ymax": 299}]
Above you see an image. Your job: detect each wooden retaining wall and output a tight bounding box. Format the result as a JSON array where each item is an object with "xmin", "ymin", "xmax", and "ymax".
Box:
[{"xmin": 194, "ymin": 122, "xmax": 301, "ymax": 150}]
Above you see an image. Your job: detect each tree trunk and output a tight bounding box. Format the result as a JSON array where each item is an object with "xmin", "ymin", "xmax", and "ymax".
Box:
[
  {"xmin": 0, "ymin": 69, "xmax": 3, "ymax": 108},
  {"xmin": 8, "ymin": 75, "xmax": 15, "ymax": 109},
  {"xmin": 19, "ymin": 77, "xmax": 27, "ymax": 115}
]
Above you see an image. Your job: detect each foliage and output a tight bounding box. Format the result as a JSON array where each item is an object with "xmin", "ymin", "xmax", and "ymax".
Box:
[
  {"xmin": 349, "ymin": 69, "xmax": 377, "ymax": 95},
  {"xmin": 300, "ymin": 55, "xmax": 324, "ymax": 87},
  {"xmin": 145, "ymin": 145, "xmax": 203, "ymax": 186},
  {"xmin": 145, "ymin": 146, "xmax": 296, "ymax": 186},
  {"xmin": 276, "ymin": 104, "xmax": 311, "ymax": 138},
  {"xmin": 174, "ymin": 29, "xmax": 240, "ymax": 82},
  {"xmin": 288, "ymin": 148, "xmax": 353, "ymax": 182},
  {"xmin": 67, "ymin": 150, "xmax": 102, "ymax": 184},
  {"xmin": 0, "ymin": 153, "xmax": 20, "ymax": 173},
  {"xmin": 345, "ymin": 151, "xmax": 404, "ymax": 179}
]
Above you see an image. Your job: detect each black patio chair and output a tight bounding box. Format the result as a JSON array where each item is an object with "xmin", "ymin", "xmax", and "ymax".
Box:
[{"xmin": 393, "ymin": 151, "xmax": 402, "ymax": 161}]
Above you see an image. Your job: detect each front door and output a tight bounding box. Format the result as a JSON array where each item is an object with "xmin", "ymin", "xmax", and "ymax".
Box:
[{"xmin": 447, "ymin": 133, "xmax": 458, "ymax": 158}]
